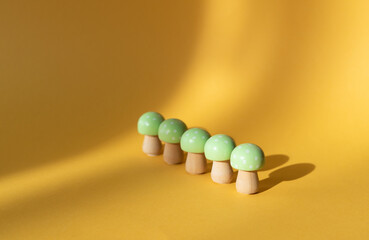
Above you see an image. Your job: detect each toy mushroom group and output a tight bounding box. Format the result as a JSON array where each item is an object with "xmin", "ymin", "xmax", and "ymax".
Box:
[{"xmin": 137, "ymin": 111, "xmax": 265, "ymax": 195}]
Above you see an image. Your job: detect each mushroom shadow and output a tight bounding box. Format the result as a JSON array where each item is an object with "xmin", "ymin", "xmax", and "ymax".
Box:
[
  {"xmin": 260, "ymin": 154, "xmax": 289, "ymax": 171},
  {"xmin": 259, "ymin": 163, "xmax": 315, "ymax": 193}
]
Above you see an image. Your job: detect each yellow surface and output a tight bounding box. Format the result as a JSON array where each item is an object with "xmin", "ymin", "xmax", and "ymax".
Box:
[{"xmin": 1, "ymin": 0, "xmax": 369, "ymax": 239}]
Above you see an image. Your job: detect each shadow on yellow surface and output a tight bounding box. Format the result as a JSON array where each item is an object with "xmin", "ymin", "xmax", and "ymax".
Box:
[
  {"xmin": 259, "ymin": 163, "xmax": 316, "ymax": 193},
  {"xmin": 0, "ymin": 156, "xmax": 161, "ymax": 215},
  {"xmin": 261, "ymin": 154, "xmax": 289, "ymax": 171},
  {"xmin": 0, "ymin": 0, "xmax": 204, "ymax": 177}
]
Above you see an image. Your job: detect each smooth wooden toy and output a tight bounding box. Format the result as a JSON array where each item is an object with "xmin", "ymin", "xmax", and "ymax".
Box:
[
  {"xmin": 142, "ymin": 135, "xmax": 162, "ymax": 156},
  {"xmin": 137, "ymin": 112, "xmax": 165, "ymax": 156},
  {"xmin": 158, "ymin": 118, "xmax": 187, "ymax": 164},
  {"xmin": 180, "ymin": 128, "xmax": 211, "ymax": 174},
  {"xmin": 163, "ymin": 142, "xmax": 183, "ymax": 164},
  {"xmin": 204, "ymin": 134, "xmax": 235, "ymax": 184},
  {"xmin": 230, "ymin": 143, "xmax": 265, "ymax": 194}
]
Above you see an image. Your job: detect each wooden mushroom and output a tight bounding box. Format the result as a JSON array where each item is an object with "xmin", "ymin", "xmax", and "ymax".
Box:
[
  {"xmin": 137, "ymin": 112, "xmax": 165, "ymax": 156},
  {"xmin": 230, "ymin": 143, "xmax": 265, "ymax": 194},
  {"xmin": 180, "ymin": 128, "xmax": 211, "ymax": 174},
  {"xmin": 158, "ymin": 118, "xmax": 187, "ymax": 164},
  {"xmin": 204, "ymin": 134, "xmax": 235, "ymax": 184}
]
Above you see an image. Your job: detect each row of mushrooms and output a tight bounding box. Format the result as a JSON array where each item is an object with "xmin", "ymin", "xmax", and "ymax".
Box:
[{"xmin": 137, "ymin": 112, "xmax": 265, "ymax": 194}]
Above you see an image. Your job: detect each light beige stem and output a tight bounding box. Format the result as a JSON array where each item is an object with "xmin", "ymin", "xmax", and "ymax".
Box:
[
  {"xmin": 185, "ymin": 152, "xmax": 207, "ymax": 174},
  {"xmin": 211, "ymin": 160, "xmax": 233, "ymax": 184},
  {"xmin": 236, "ymin": 170, "xmax": 259, "ymax": 194},
  {"xmin": 142, "ymin": 135, "xmax": 162, "ymax": 156},
  {"xmin": 163, "ymin": 143, "xmax": 184, "ymax": 165}
]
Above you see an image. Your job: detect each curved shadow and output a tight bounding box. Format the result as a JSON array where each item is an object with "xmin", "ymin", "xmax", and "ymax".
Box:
[
  {"xmin": 259, "ymin": 163, "xmax": 315, "ymax": 193},
  {"xmin": 212, "ymin": 0, "xmax": 321, "ymax": 141},
  {"xmin": 0, "ymin": 1, "xmax": 205, "ymax": 176}
]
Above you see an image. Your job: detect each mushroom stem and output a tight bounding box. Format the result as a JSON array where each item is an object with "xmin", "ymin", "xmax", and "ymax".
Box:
[
  {"xmin": 211, "ymin": 160, "xmax": 233, "ymax": 184},
  {"xmin": 236, "ymin": 170, "xmax": 259, "ymax": 194},
  {"xmin": 163, "ymin": 143, "xmax": 184, "ymax": 164},
  {"xmin": 185, "ymin": 152, "xmax": 207, "ymax": 174},
  {"xmin": 143, "ymin": 135, "xmax": 162, "ymax": 156}
]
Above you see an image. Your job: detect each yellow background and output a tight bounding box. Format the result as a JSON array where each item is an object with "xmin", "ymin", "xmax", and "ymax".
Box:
[{"xmin": 1, "ymin": 0, "xmax": 369, "ymax": 239}]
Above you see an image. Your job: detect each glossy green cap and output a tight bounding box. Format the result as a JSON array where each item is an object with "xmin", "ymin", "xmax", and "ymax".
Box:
[
  {"xmin": 230, "ymin": 143, "xmax": 265, "ymax": 171},
  {"xmin": 137, "ymin": 112, "xmax": 165, "ymax": 136},
  {"xmin": 180, "ymin": 128, "xmax": 210, "ymax": 153},
  {"xmin": 158, "ymin": 118, "xmax": 187, "ymax": 144},
  {"xmin": 204, "ymin": 134, "xmax": 235, "ymax": 161}
]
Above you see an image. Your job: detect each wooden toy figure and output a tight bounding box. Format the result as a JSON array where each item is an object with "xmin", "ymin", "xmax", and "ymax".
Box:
[
  {"xmin": 137, "ymin": 112, "xmax": 165, "ymax": 156},
  {"xmin": 230, "ymin": 143, "xmax": 265, "ymax": 194},
  {"xmin": 204, "ymin": 134, "xmax": 235, "ymax": 184},
  {"xmin": 158, "ymin": 118, "xmax": 187, "ymax": 165},
  {"xmin": 180, "ymin": 128, "xmax": 211, "ymax": 175}
]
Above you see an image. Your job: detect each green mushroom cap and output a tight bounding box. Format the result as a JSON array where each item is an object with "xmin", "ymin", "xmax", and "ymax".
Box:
[
  {"xmin": 137, "ymin": 112, "xmax": 165, "ymax": 136},
  {"xmin": 204, "ymin": 134, "xmax": 235, "ymax": 161},
  {"xmin": 230, "ymin": 143, "xmax": 265, "ymax": 171},
  {"xmin": 158, "ymin": 118, "xmax": 187, "ymax": 144},
  {"xmin": 180, "ymin": 128, "xmax": 211, "ymax": 153}
]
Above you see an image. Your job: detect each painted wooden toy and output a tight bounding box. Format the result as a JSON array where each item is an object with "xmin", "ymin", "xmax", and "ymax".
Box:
[
  {"xmin": 230, "ymin": 143, "xmax": 265, "ymax": 194},
  {"xmin": 137, "ymin": 112, "xmax": 165, "ymax": 156},
  {"xmin": 180, "ymin": 128, "xmax": 211, "ymax": 175},
  {"xmin": 158, "ymin": 118, "xmax": 187, "ymax": 165},
  {"xmin": 204, "ymin": 134, "xmax": 235, "ymax": 184}
]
